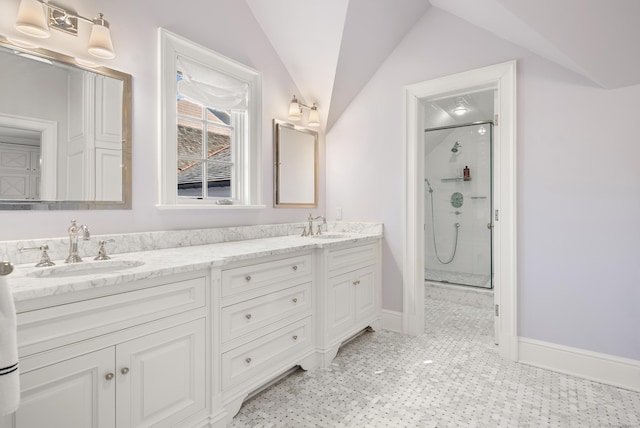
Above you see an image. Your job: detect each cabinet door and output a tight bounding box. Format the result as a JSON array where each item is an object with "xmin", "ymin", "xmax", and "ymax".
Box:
[
  {"xmin": 326, "ymin": 272, "xmax": 356, "ymax": 340},
  {"xmin": 354, "ymin": 265, "xmax": 377, "ymax": 323},
  {"xmin": 1, "ymin": 348, "xmax": 115, "ymax": 428},
  {"xmin": 115, "ymin": 319, "xmax": 206, "ymax": 428}
]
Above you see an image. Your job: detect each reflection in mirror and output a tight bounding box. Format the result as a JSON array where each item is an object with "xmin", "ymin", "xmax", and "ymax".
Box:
[
  {"xmin": 273, "ymin": 119, "xmax": 317, "ymax": 207},
  {"xmin": 0, "ymin": 37, "xmax": 132, "ymax": 210}
]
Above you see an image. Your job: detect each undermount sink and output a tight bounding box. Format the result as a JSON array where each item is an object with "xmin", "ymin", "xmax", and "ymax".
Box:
[
  {"xmin": 309, "ymin": 234, "xmax": 351, "ymax": 240},
  {"xmin": 27, "ymin": 260, "xmax": 145, "ymax": 278}
]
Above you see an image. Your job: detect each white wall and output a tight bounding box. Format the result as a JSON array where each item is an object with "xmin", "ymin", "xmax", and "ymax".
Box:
[
  {"xmin": 326, "ymin": 8, "xmax": 640, "ymax": 361},
  {"xmin": 0, "ymin": 0, "xmax": 324, "ymax": 240}
]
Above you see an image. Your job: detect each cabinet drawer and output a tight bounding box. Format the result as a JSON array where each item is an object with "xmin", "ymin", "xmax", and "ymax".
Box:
[
  {"xmin": 222, "ymin": 317, "xmax": 313, "ymax": 390},
  {"xmin": 221, "ymin": 282, "xmax": 312, "ymax": 343},
  {"xmin": 17, "ymin": 276, "xmax": 206, "ymax": 356},
  {"xmin": 221, "ymin": 254, "xmax": 312, "ymax": 298},
  {"xmin": 327, "ymin": 242, "xmax": 377, "ymax": 276}
]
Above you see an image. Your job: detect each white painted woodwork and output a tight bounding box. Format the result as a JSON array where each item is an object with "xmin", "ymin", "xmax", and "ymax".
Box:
[
  {"xmin": 2, "ymin": 347, "xmax": 115, "ymax": 428},
  {"xmin": 221, "ymin": 316, "xmax": 313, "ymax": 390},
  {"xmin": 17, "ymin": 276, "xmax": 206, "ymax": 357},
  {"xmin": 326, "ymin": 264, "xmax": 377, "ymax": 341},
  {"xmin": 94, "ymin": 76, "xmax": 124, "ymax": 149},
  {"xmin": 0, "ymin": 143, "xmax": 40, "ymax": 200},
  {"xmin": 65, "ymin": 70, "xmax": 123, "ymax": 201},
  {"xmin": 116, "ymin": 319, "xmax": 206, "ymax": 428},
  {"xmin": 66, "ymin": 70, "xmax": 93, "ymax": 200},
  {"xmin": 221, "ymin": 281, "xmax": 312, "ymax": 343},
  {"xmin": 5, "ymin": 239, "xmax": 382, "ymax": 427},
  {"xmin": 221, "ymin": 253, "xmax": 312, "ymax": 299},
  {"xmin": 319, "ymin": 241, "xmax": 382, "ymax": 367},
  {"xmin": 403, "ymin": 61, "xmax": 517, "ymax": 360},
  {"xmin": 219, "ymin": 252, "xmax": 319, "ymax": 421},
  {"xmin": 95, "ymin": 148, "xmax": 123, "ymax": 201}
]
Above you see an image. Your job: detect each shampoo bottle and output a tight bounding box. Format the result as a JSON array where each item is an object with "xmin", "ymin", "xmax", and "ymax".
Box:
[{"xmin": 463, "ymin": 165, "xmax": 470, "ymax": 181}]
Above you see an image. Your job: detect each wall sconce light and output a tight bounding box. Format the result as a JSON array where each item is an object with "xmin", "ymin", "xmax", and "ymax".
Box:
[
  {"xmin": 14, "ymin": 0, "xmax": 116, "ymax": 59},
  {"xmin": 288, "ymin": 95, "xmax": 320, "ymax": 127}
]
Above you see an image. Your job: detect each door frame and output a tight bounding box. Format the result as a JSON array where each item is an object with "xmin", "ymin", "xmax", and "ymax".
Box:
[{"xmin": 402, "ymin": 60, "xmax": 518, "ymax": 360}]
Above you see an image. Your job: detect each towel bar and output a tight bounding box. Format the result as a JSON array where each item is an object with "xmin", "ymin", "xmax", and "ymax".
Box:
[{"xmin": 0, "ymin": 261, "xmax": 13, "ymax": 276}]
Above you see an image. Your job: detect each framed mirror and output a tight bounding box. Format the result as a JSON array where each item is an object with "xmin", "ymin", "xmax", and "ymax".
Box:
[
  {"xmin": 0, "ymin": 36, "xmax": 132, "ymax": 210},
  {"xmin": 273, "ymin": 119, "xmax": 317, "ymax": 208}
]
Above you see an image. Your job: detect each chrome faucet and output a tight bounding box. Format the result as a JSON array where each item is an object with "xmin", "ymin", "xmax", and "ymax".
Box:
[
  {"xmin": 65, "ymin": 219, "xmax": 90, "ymax": 263},
  {"xmin": 306, "ymin": 214, "xmax": 327, "ymax": 236}
]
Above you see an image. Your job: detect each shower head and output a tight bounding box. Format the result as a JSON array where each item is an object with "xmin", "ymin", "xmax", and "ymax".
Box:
[{"xmin": 451, "ymin": 141, "xmax": 461, "ymax": 153}]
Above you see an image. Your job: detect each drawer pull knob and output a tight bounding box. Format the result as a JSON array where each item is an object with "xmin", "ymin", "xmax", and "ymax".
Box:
[
  {"xmin": 121, "ymin": 367, "xmax": 130, "ymax": 375},
  {"xmin": 292, "ymin": 265, "xmax": 298, "ymax": 271},
  {"xmin": 292, "ymin": 298, "xmax": 298, "ymax": 303},
  {"xmin": 245, "ymin": 314, "xmax": 252, "ymax": 320},
  {"xmin": 105, "ymin": 373, "xmax": 114, "ymax": 381},
  {"xmin": 245, "ymin": 357, "xmax": 252, "ymax": 364},
  {"xmin": 292, "ymin": 335, "xmax": 298, "ymax": 341},
  {"xmin": 353, "ymin": 280, "xmax": 361, "ymax": 285},
  {"xmin": 245, "ymin": 275, "xmax": 252, "ymax": 282}
]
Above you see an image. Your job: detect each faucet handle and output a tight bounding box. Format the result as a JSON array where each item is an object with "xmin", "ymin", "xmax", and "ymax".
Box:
[
  {"xmin": 19, "ymin": 245, "xmax": 55, "ymax": 267},
  {"xmin": 94, "ymin": 239, "xmax": 115, "ymax": 261}
]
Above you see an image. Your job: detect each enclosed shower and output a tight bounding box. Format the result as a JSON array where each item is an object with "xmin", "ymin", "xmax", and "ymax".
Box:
[{"xmin": 424, "ymin": 122, "xmax": 492, "ymax": 288}]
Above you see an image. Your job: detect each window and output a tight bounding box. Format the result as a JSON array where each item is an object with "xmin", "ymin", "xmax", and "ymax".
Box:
[{"xmin": 158, "ymin": 29, "xmax": 263, "ymax": 208}]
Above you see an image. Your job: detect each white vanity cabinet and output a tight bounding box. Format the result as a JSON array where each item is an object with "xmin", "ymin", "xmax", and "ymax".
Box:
[
  {"xmin": 318, "ymin": 240, "xmax": 382, "ymax": 366},
  {"xmin": 1, "ymin": 271, "xmax": 210, "ymax": 428},
  {"xmin": 218, "ymin": 252, "xmax": 317, "ymax": 420}
]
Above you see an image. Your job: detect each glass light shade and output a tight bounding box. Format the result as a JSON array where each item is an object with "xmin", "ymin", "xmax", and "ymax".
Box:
[
  {"xmin": 307, "ymin": 107, "xmax": 320, "ymax": 127},
  {"xmin": 288, "ymin": 98, "xmax": 301, "ymax": 121},
  {"xmin": 15, "ymin": 0, "xmax": 50, "ymax": 38},
  {"xmin": 88, "ymin": 20, "xmax": 115, "ymax": 59}
]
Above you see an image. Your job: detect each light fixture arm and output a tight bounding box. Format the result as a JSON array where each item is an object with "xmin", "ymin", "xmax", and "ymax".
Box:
[{"xmin": 39, "ymin": 1, "xmax": 94, "ymax": 25}]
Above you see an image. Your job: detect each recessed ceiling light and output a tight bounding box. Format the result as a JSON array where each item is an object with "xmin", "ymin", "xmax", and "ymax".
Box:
[{"xmin": 452, "ymin": 98, "xmax": 468, "ymax": 116}]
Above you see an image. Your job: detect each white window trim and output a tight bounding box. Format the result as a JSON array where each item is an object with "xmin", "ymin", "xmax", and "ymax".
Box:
[{"xmin": 157, "ymin": 28, "xmax": 264, "ymax": 209}]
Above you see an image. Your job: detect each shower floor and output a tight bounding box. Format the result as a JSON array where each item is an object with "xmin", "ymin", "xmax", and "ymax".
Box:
[{"xmin": 425, "ymin": 268, "xmax": 491, "ymax": 288}]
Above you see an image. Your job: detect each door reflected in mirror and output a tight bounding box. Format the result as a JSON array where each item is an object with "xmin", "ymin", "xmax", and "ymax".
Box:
[
  {"xmin": 273, "ymin": 120, "xmax": 317, "ymax": 208},
  {"xmin": 0, "ymin": 37, "xmax": 132, "ymax": 210}
]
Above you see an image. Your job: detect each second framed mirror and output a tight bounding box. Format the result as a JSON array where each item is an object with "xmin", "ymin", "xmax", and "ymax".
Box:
[{"xmin": 273, "ymin": 120, "xmax": 318, "ymax": 208}]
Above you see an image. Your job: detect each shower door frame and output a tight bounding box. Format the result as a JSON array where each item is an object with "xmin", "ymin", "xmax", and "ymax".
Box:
[
  {"xmin": 423, "ymin": 120, "xmax": 494, "ymax": 289},
  {"xmin": 402, "ymin": 60, "xmax": 517, "ymax": 361}
]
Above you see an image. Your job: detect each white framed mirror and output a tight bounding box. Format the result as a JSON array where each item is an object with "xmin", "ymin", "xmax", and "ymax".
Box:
[
  {"xmin": 0, "ymin": 36, "xmax": 132, "ymax": 210},
  {"xmin": 273, "ymin": 119, "xmax": 317, "ymax": 208}
]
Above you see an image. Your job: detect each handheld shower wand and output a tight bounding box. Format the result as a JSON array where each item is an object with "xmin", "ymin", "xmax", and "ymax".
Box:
[{"xmin": 425, "ymin": 178, "xmax": 433, "ymax": 193}]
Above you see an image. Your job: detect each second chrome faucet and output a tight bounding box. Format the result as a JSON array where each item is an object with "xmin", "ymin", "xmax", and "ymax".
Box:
[
  {"xmin": 303, "ymin": 214, "xmax": 326, "ymax": 237},
  {"xmin": 66, "ymin": 219, "xmax": 90, "ymax": 263}
]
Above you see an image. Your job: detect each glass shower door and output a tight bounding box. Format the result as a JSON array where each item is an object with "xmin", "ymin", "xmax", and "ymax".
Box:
[{"xmin": 424, "ymin": 123, "xmax": 492, "ymax": 288}]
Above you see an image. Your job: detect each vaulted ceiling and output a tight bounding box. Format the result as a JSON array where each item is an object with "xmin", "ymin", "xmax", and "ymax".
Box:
[{"xmin": 246, "ymin": 0, "xmax": 640, "ymax": 132}]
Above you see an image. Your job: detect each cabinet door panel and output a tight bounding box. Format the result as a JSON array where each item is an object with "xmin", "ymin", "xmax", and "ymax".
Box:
[
  {"xmin": 116, "ymin": 319, "xmax": 206, "ymax": 428},
  {"xmin": 326, "ymin": 273, "xmax": 355, "ymax": 340},
  {"xmin": 3, "ymin": 347, "xmax": 115, "ymax": 428},
  {"xmin": 355, "ymin": 266, "xmax": 377, "ymax": 323}
]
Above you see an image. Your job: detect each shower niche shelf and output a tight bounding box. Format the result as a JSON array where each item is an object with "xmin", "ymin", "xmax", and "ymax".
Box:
[{"xmin": 441, "ymin": 177, "xmax": 471, "ymax": 182}]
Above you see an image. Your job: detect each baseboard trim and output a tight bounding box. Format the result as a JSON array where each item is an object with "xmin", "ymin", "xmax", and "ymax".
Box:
[
  {"xmin": 518, "ymin": 337, "xmax": 640, "ymax": 392},
  {"xmin": 381, "ymin": 309, "xmax": 403, "ymax": 333}
]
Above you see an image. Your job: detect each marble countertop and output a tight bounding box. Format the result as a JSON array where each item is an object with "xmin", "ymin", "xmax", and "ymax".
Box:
[{"xmin": 8, "ymin": 232, "xmax": 381, "ymax": 305}]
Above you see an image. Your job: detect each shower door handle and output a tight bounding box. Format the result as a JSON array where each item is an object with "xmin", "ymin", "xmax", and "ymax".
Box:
[{"xmin": 487, "ymin": 223, "xmax": 493, "ymax": 230}]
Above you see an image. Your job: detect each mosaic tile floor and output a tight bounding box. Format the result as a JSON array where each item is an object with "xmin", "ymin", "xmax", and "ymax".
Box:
[{"xmin": 231, "ymin": 296, "xmax": 640, "ymax": 427}]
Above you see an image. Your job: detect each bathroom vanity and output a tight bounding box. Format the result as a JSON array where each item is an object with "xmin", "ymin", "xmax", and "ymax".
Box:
[{"xmin": 0, "ymin": 223, "xmax": 382, "ymax": 428}]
